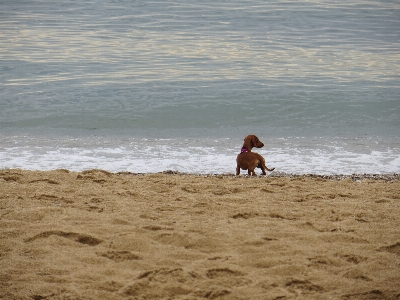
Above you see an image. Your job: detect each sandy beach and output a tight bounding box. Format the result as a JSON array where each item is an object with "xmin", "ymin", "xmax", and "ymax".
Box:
[{"xmin": 1, "ymin": 169, "xmax": 399, "ymax": 300}]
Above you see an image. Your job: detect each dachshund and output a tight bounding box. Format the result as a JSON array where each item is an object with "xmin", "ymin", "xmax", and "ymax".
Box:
[{"xmin": 236, "ymin": 135, "xmax": 275, "ymax": 176}]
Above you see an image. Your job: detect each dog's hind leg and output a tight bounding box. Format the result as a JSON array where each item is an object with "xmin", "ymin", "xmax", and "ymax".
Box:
[
  {"xmin": 247, "ymin": 168, "xmax": 257, "ymax": 176},
  {"xmin": 259, "ymin": 165, "xmax": 267, "ymax": 175},
  {"xmin": 258, "ymin": 163, "xmax": 275, "ymax": 175}
]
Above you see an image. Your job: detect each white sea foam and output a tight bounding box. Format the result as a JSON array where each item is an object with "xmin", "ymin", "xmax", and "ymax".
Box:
[{"xmin": 1, "ymin": 136, "xmax": 398, "ymax": 175}]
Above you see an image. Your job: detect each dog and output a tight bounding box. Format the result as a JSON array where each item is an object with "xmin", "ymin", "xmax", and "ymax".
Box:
[{"xmin": 236, "ymin": 135, "xmax": 275, "ymax": 176}]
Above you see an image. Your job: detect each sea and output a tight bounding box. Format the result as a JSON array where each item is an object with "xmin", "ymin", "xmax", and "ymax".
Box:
[{"xmin": 1, "ymin": 0, "xmax": 399, "ymax": 175}]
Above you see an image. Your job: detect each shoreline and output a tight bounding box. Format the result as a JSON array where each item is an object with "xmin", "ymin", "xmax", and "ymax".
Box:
[
  {"xmin": 3, "ymin": 168, "xmax": 400, "ymax": 181},
  {"xmin": 143, "ymin": 170, "xmax": 400, "ymax": 181}
]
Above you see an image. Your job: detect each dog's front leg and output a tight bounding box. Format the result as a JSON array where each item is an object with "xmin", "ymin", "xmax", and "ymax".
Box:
[{"xmin": 236, "ymin": 164, "xmax": 241, "ymax": 175}]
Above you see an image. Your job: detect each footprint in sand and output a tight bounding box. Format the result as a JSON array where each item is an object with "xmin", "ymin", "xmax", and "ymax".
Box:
[
  {"xmin": 343, "ymin": 269, "xmax": 372, "ymax": 281},
  {"xmin": 122, "ymin": 268, "xmax": 194, "ymax": 298},
  {"xmin": 232, "ymin": 212, "xmax": 260, "ymax": 219},
  {"xmin": 1, "ymin": 174, "xmax": 21, "ymax": 182},
  {"xmin": 25, "ymin": 231, "xmax": 102, "ymax": 246},
  {"xmin": 337, "ymin": 253, "xmax": 367, "ymax": 264},
  {"xmin": 285, "ymin": 279, "xmax": 323, "ymax": 294},
  {"xmin": 97, "ymin": 250, "xmax": 140, "ymax": 262},
  {"xmin": 342, "ymin": 289, "xmax": 392, "ymax": 300},
  {"xmin": 205, "ymin": 268, "xmax": 251, "ymax": 288},
  {"xmin": 206, "ymin": 268, "xmax": 245, "ymax": 279},
  {"xmin": 379, "ymin": 242, "xmax": 400, "ymax": 256},
  {"xmin": 29, "ymin": 178, "xmax": 60, "ymax": 184},
  {"xmin": 142, "ymin": 225, "xmax": 174, "ymax": 231},
  {"xmin": 204, "ymin": 287, "xmax": 231, "ymax": 299}
]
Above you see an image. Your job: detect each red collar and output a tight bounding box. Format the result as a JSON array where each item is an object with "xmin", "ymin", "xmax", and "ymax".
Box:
[{"xmin": 240, "ymin": 147, "xmax": 250, "ymax": 153}]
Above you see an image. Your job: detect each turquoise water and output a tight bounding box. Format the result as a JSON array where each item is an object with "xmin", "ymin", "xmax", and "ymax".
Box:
[{"xmin": 1, "ymin": 0, "xmax": 399, "ymax": 173}]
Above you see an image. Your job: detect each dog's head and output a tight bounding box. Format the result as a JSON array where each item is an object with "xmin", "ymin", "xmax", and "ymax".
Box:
[{"xmin": 245, "ymin": 135, "xmax": 264, "ymax": 148}]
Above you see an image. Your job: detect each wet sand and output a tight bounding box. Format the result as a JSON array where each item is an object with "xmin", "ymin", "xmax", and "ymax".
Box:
[{"xmin": 1, "ymin": 169, "xmax": 399, "ymax": 299}]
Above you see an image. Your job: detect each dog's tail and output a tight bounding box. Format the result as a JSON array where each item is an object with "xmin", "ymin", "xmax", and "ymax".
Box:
[{"xmin": 260, "ymin": 162, "xmax": 275, "ymax": 172}]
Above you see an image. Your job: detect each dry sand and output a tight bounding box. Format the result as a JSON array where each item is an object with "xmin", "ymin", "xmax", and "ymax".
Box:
[{"xmin": 1, "ymin": 169, "xmax": 399, "ymax": 300}]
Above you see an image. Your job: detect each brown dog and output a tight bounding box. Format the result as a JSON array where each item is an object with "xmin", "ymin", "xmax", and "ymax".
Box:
[{"xmin": 236, "ymin": 135, "xmax": 275, "ymax": 176}]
